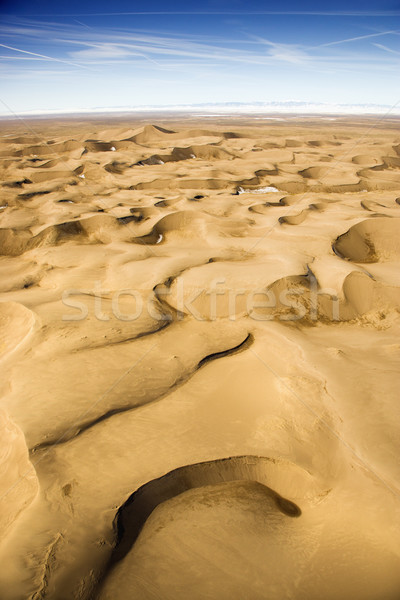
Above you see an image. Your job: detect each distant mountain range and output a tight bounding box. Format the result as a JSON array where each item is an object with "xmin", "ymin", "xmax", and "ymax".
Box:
[{"xmin": 2, "ymin": 101, "xmax": 400, "ymax": 118}]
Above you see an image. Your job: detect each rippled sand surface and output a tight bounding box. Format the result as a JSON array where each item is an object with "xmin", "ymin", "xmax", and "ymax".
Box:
[{"xmin": 0, "ymin": 115, "xmax": 399, "ymax": 599}]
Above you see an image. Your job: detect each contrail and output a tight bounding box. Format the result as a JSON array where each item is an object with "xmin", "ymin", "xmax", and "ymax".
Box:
[
  {"xmin": 373, "ymin": 43, "xmax": 400, "ymax": 56},
  {"xmin": 316, "ymin": 30, "xmax": 400, "ymax": 48},
  {"xmin": 0, "ymin": 42, "xmax": 92, "ymax": 69}
]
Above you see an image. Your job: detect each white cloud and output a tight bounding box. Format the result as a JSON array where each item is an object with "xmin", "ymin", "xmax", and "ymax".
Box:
[
  {"xmin": 262, "ymin": 43, "xmax": 309, "ymax": 65},
  {"xmin": 2, "ymin": 101, "xmax": 400, "ymax": 118},
  {"xmin": 70, "ymin": 43, "xmax": 133, "ymax": 59}
]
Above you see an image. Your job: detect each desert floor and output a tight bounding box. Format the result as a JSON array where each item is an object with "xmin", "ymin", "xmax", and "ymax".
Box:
[{"xmin": 0, "ymin": 114, "xmax": 399, "ymax": 599}]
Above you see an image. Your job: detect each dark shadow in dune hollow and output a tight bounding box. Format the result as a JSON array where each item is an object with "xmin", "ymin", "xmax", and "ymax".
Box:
[{"xmin": 107, "ymin": 455, "xmax": 301, "ymax": 572}]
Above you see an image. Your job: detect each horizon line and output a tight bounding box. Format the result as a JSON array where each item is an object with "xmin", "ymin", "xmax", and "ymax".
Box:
[{"xmin": 1, "ymin": 101, "xmax": 400, "ymax": 119}]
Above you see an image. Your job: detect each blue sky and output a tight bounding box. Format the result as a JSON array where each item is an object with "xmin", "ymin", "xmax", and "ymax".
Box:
[{"xmin": 0, "ymin": 0, "xmax": 399, "ymax": 115}]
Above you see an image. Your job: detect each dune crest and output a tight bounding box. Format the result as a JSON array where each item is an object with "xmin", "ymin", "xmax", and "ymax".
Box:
[{"xmin": 0, "ymin": 410, "xmax": 38, "ymax": 541}]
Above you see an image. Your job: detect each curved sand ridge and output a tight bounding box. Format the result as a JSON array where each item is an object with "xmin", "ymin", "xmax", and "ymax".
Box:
[
  {"xmin": 0, "ymin": 302, "xmax": 35, "ymax": 359},
  {"xmin": 0, "ymin": 410, "xmax": 38, "ymax": 540},
  {"xmin": 134, "ymin": 209, "xmax": 252, "ymax": 245},
  {"xmin": 130, "ymin": 124, "xmax": 239, "ymax": 144},
  {"xmin": 0, "ymin": 117, "xmax": 400, "ymax": 600},
  {"xmin": 12, "ymin": 140, "xmax": 81, "ymax": 157},
  {"xmin": 0, "ymin": 213, "xmax": 155, "ymax": 256},
  {"xmin": 352, "ymin": 154, "xmax": 382, "ymax": 165},
  {"xmin": 108, "ymin": 456, "xmax": 303, "ymax": 565},
  {"xmin": 96, "ymin": 455, "xmax": 319, "ymax": 599},
  {"xmin": 15, "ymin": 324, "xmax": 252, "ymax": 450},
  {"xmin": 154, "ymin": 261, "xmax": 400, "ymax": 323},
  {"xmin": 98, "ymin": 455, "xmax": 400, "ymax": 600},
  {"xmin": 0, "ymin": 209, "xmax": 251, "ymax": 256},
  {"xmin": 333, "ymin": 217, "xmax": 400, "ymax": 262},
  {"xmin": 136, "ymin": 144, "xmax": 235, "ymax": 166}
]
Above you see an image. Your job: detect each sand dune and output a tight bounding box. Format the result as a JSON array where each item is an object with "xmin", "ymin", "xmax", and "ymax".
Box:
[
  {"xmin": 100, "ymin": 476, "xmax": 400, "ymax": 600},
  {"xmin": 279, "ymin": 207, "xmax": 310, "ymax": 224},
  {"xmin": 127, "ymin": 124, "xmax": 176, "ymax": 144},
  {"xmin": 0, "ymin": 410, "xmax": 38, "ymax": 541},
  {"xmin": 136, "ymin": 144, "xmax": 234, "ymax": 166},
  {"xmin": 13, "ymin": 140, "xmax": 82, "ymax": 157},
  {"xmin": 123, "ymin": 124, "xmax": 238, "ymax": 146},
  {"xmin": 0, "ymin": 116, "xmax": 399, "ymax": 600},
  {"xmin": 0, "ymin": 301, "xmax": 35, "ymax": 358},
  {"xmin": 107, "ymin": 455, "xmax": 304, "ymax": 564},
  {"xmin": 333, "ymin": 217, "xmax": 400, "ymax": 262}
]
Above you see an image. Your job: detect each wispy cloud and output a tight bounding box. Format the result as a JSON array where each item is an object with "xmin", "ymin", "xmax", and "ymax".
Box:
[
  {"xmin": 0, "ymin": 24, "xmax": 396, "ymax": 77},
  {"xmin": 63, "ymin": 33, "xmax": 317, "ymax": 69},
  {"xmin": 70, "ymin": 43, "xmax": 134, "ymax": 59},
  {"xmin": 249, "ymin": 35, "xmax": 309, "ymax": 64},
  {"xmin": 373, "ymin": 43, "xmax": 400, "ymax": 56},
  {"xmin": 1, "ymin": 68, "xmax": 78, "ymax": 79},
  {"xmin": 0, "ymin": 17, "xmax": 398, "ymax": 111},
  {"xmin": 316, "ymin": 29, "xmax": 400, "ymax": 48},
  {"xmin": 1, "ymin": 20, "xmax": 398, "ymax": 72},
  {"xmin": 0, "ymin": 42, "xmax": 91, "ymax": 69}
]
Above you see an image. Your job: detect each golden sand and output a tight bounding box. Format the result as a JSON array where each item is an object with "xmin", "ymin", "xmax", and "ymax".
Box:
[{"xmin": 0, "ymin": 115, "xmax": 399, "ymax": 599}]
